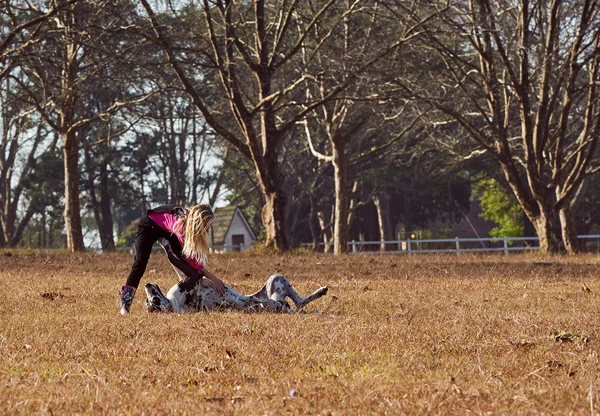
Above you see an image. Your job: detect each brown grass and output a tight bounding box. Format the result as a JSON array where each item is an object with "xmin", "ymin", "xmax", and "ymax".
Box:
[{"xmin": 2, "ymin": 250, "xmax": 600, "ymax": 415}]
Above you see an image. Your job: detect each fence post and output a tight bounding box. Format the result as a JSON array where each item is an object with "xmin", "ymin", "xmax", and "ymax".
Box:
[
  {"xmin": 352, "ymin": 240, "xmax": 357, "ymax": 253},
  {"xmin": 407, "ymin": 239, "xmax": 412, "ymax": 255},
  {"xmin": 455, "ymin": 237, "xmax": 460, "ymax": 255},
  {"xmin": 503, "ymin": 237, "xmax": 508, "ymax": 255}
]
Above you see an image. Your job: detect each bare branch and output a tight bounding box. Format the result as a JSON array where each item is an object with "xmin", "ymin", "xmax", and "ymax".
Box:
[{"xmin": 299, "ymin": 119, "xmax": 333, "ymax": 162}]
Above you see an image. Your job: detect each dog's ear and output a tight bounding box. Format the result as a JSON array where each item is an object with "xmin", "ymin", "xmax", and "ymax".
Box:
[{"xmin": 153, "ymin": 284, "xmax": 167, "ymax": 299}]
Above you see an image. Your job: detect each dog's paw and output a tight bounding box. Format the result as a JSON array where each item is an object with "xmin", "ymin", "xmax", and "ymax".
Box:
[{"xmin": 316, "ymin": 286, "xmax": 328, "ymax": 297}]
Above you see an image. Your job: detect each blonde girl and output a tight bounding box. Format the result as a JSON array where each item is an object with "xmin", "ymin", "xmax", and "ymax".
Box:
[{"xmin": 119, "ymin": 204, "xmax": 225, "ymax": 315}]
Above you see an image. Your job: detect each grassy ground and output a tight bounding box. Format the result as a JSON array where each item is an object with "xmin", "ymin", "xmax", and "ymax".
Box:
[{"xmin": 1, "ymin": 250, "xmax": 600, "ymax": 415}]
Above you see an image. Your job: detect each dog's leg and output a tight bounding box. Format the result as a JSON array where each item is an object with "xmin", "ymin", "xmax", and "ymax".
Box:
[
  {"xmin": 157, "ymin": 239, "xmax": 188, "ymax": 282},
  {"xmin": 204, "ymin": 280, "xmax": 289, "ymax": 313},
  {"xmin": 296, "ymin": 286, "xmax": 329, "ymax": 308},
  {"xmin": 194, "ymin": 278, "xmax": 256, "ymax": 311},
  {"xmin": 224, "ymin": 285, "xmax": 284, "ymax": 312},
  {"xmin": 190, "ymin": 275, "xmax": 322, "ymax": 314},
  {"xmin": 247, "ymin": 282, "xmax": 269, "ymax": 299},
  {"xmin": 236, "ymin": 278, "xmax": 288, "ymax": 312},
  {"xmin": 265, "ymin": 274, "xmax": 328, "ymax": 310}
]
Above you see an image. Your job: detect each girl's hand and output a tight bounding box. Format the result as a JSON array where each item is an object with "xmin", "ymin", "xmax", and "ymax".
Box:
[
  {"xmin": 202, "ymin": 269, "xmax": 226, "ymax": 296},
  {"xmin": 210, "ymin": 276, "xmax": 226, "ymax": 296}
]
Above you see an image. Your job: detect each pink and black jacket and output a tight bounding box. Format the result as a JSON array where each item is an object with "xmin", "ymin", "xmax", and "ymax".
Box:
[{"xmin": 125, "ymin": 204, "xmax": 204, "ymax": 289}]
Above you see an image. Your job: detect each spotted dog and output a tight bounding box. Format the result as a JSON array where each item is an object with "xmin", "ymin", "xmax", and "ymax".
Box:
[
  {"xmin": 144, "ymin": 273, "xmax": 328, "ymax": 313},
  {"xmin": 144, "ymin": 239, "xmax": 328, "ymax": 313}
]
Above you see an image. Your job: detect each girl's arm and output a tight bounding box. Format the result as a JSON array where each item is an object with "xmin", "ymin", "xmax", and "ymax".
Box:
[
  {"xmin": 202, "ymin": 269, "xmax": 226, "ymax": 295},
  {"xmin": 161, "ymin": 237, "xmax": 205, "ymax": 279}
]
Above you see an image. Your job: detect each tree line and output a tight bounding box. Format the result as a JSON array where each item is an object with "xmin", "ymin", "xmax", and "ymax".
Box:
[{"xmin": 1, "ymin": 0, "xmax": 599, "ymax": 254}]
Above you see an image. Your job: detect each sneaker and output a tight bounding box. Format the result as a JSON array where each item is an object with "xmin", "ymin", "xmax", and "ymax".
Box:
[{"xmin": 119, "ymin": 285, "xmax": 136, "ymax": 315}]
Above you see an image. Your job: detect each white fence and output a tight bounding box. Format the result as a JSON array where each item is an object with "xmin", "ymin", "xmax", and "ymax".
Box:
[
  {"xmin": 210, "ymin": 243, "xmax": 253, "ymax": 252},
  {"xmin": 119, "ymin": 243, "xmax": 253, "ymax": 255},
  {"xmin": 302, "ymin": 235, "xmax": 600, "ymax": 255}
]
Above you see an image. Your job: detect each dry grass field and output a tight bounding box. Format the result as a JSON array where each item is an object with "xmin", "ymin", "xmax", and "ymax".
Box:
[{"xmin": 2, "ymin": 250, "xmax": 600, "ymax": 415}]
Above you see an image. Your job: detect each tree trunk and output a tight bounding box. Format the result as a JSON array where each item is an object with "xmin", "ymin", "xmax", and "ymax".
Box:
[
  {"xmin": 0, "ymin": 122, "xmax": 40, "ymax": 246},
  {"xmin": 317, "ymin": 210, "xmax": 333, "ymax": 253},
  {"xmin": 254, "ymin": 145, "xmax": 288, "ymax": 250},
  {"xmin": 209, "ymin": 148, "xmax": 228, "ymax": 207},
  {"xmin": 559, "ymin": 206, "xmax": 579, "ymax": 253},
  {"xmin": 84, "ymin": 145, "xmax": 104, "ymax": 249},
  {"xmin": 373, "ymin": 191, "xmax": 393, "ymax": 252},
  {"xmin": 59, "ymin": 19, "xmax": 84, "ymax": 252},
  {"xmin": 286, "ymin": 194, "xmax": 302, "ymax": 245},
  {"xmin": 346, "ymin": 180, "xmax": 359, "ymax": 232},
  {"xmin": 0, "ymin": 218, "xmax": 6, "ymax": 248},
  {"xmin": 261, "ymin": 188, "xmax": 288, "ymax": 250},
  {"xmin": 403, "ymin": 190, "xmax": 413, "ymax": 240},
  {"xmin": 139, "ymin": 163, "xmax": 147, "ymax": 216},
  {"xmin": 176, "ymin": 121, "xmax": 188, "ymax": 205},
  {"xmin": 254, "ymin": 142, "xmax": 288, "ymax": 251},
  {"xmin": 332, "ymin": 143, "xmax": 349, "ymax": 255},
  {"xmin": 1, "ymin": 136, "xmax": 18, "ymax": 241},
  {"xmin": 254, "ymin": 106, "xmax": 289, "ymax": 250},
  {"xmin": 8, "ymin": 207, "xmax": 34, "ymax": 248},
  {"xmin": 166, "ymin": 128, "xmax": 186, "ymax": 205},
  {"xmin": 98, "ymin": 160, "xmax": 115, "ymax": 251},
  {"xmin": 41, "ymin": 210, "xmax": 47, "ymax": 247},
  {"xmin": 527, "ymin": 203, "xmax": 564, "ymax": 254},
  {"xmin": 63, "ymin": 130, "xmax": 85, "ymax": 252},
  {"xmin": 499, "ymin": 160, "xmax": 569, "ymax": 253},
  {"xmin": 48, "ymin": 216, "xmax": 55, "ymax": 248},
  {"xmin": 308, "ymin": 192, "xmax": 319, "ymax": 250},
  {"xmin": 3, "ymin": 191, "xmax": 15, "ymax": 240}
]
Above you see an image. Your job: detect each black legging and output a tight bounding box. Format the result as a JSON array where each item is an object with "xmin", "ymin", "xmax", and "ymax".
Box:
[{"xmin": 125, "ymin": 216, "xmax": 203, "ymax": 288}]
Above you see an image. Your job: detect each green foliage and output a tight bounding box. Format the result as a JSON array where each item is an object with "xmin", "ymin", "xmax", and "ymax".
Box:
[
  {"xmin": 242, "ymin": 243, "xmax": 282, "ymax": 256},
  {"xmin": 116, "ymin": 220, "xmax": 139, "ymax": 248},
  {"xmin": 474, "ymin": 179, "xmax": 524, "ymax": 238},
  {"xmin": 18, "ymin": 150, "xmax": 66, "ymax": 248},
  {"xmin": 22, "ymin": 150, "xmax": 65, "ymax": 214}
]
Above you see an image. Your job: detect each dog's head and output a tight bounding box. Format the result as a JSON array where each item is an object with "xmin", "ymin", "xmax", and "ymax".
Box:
[{"xmin": 144, "ymin": 283, "xmax": 173, "ymax": 312}]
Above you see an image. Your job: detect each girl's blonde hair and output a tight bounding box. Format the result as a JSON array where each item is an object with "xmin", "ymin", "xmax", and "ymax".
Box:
[{"xmin": 175, "ymin": 204, "xmax": 214, "ymax": 265}]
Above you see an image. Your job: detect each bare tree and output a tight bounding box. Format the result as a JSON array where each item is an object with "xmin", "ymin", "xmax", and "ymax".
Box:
[
  {"xmin": 410, "ymin": 0, "xmax": 600, "ymax": 253},
  {"xmin": 129, "ymin": 74, "xmax": 220, "ymax": 208},
  {"xmin": 0, "ymin": 0, "xmax": 73, "ymax": 79},
  {"xmin": 297, "ymin": 0, "xmax": 442, "ymax": 254},
  {"xmin": 12, "ymin": 0, "xmax": 152, "ymax": 251},
  {"xmin": 0, "ymin": 74, "xmax": 55, "ymax": 247},
  {"xmin": 141, "ymin": 91, "xmax": 217, "ymax": 206},
  {"xmin": 139, "ymin": 0, "xmax": 426, "ymax": 250},
  {"xmin": 373, "ymin": 190, "xmax": 393, "ymax": 251}
]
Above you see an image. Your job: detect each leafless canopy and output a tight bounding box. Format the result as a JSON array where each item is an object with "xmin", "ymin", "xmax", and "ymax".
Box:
[{"xmin": 408, "ymin": 0, "xmax": 600, "ymax": 252}]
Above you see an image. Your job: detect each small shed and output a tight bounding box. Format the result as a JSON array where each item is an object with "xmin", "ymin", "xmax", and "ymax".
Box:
[{"xmin": 210, "ymin": 205, "xmax": 257, "ymax": 252}]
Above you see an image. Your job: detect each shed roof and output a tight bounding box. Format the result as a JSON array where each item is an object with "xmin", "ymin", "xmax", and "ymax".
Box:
[{"xmin": 210, "ymin": 205, "xmax": 256, "ymax": 245}]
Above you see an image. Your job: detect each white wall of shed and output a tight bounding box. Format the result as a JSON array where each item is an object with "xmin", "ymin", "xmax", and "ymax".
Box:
[{"xmin": 223, "ymin": 211, "xmax": 256, "ymax": 252}]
